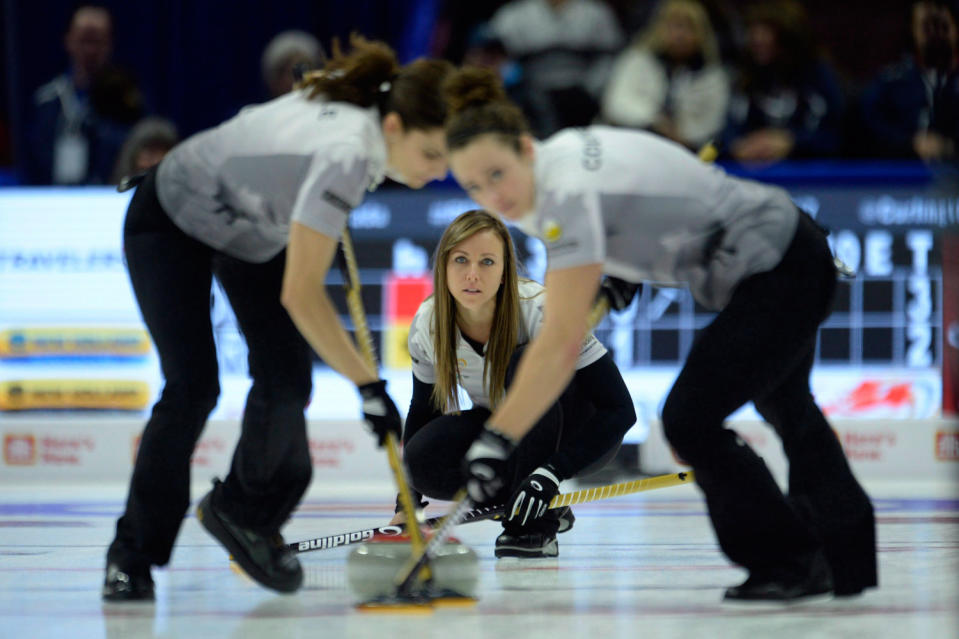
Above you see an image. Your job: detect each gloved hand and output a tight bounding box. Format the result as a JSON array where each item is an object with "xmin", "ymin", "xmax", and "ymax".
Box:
[
  {"xmin": 462, "ymin": 426, "xmax": 516, "ymax": 505},
  {"xmin": 357, "ymin": 380, "xmax": 402, "ymax": 447},
  {"xmin": 394, "ymin": 490, "xmax": 428, "ymax": 514},
  {"xmin": 507, "ymin": 464, "xmax": 562, "ymax": 527},
  {"xmin": 598, "ymin": 276, "xmax": 641, "ymax": 312}
]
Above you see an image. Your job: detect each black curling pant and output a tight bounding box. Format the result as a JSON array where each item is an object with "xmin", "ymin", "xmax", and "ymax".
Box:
[
  {"xmin": 661, "ymin": 213, "xmax": 877, "ymax": 595},
  {"xmin": 108, "ymin": 168, "xmax": 314, "ymax": 569},
  {"xmin": 404, "ymin": 347, "xmax": 569, "ymax": 536},
  {"xmin": 404, "ymin": 404, "xmax": 565, "ymax": 534}
]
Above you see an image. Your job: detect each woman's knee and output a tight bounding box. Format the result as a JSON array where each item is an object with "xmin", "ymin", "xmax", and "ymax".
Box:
[
  {"xmin": 403, "ymin": 437, "xmax": 434, "ymax": 492},
  {"xmin": 660, "ymin": 394, "xmax": 699, "ymax": 456},
  {"xmin": 285, "ymin": 444, "xmax": 313, "ymax": 490},
  {"xmin": 403, "ymin": 436, "xmax": 459, "ymax": 499},
  {"xmin": 156, "ymin": 377, "xmax": 220, "ymax": 420}
]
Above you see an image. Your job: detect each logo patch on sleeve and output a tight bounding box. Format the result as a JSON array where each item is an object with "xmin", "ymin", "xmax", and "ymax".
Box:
[
  {"xmin": 543, "ymin": 219, "xmax": 563, "ymax": 242},
  {"xmin": 322, "ymin": 190, "xmax": 354, "ymax": 213}
]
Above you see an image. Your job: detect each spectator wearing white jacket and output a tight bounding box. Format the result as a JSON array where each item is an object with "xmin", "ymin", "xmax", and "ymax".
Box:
[{"xmin": 601, "ymin": 0, "xmax": 729, "ymax": 151}]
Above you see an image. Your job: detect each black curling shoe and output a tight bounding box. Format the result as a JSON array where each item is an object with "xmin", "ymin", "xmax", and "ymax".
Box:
[
  {"xmin": 723, "ymin": 555, "xmax": 833, "ymax": 603},
  {"xmin": 556, "ymin": 507, "xmax": 576, "ymax": 534},
  {"xmin": 495, "ymin": 531, "xmax": 559, "ymax": 558},
  {"xmin": 196, "ymin": 480, "xmax": 303, "ymax": 594},
  {"xmin": 102, "ymin": 562, "xmax": 154, "ymax": 602}
]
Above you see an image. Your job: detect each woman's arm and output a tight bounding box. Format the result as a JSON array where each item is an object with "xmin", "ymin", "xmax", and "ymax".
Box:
[
  {"xmin": 280, "ymin": 221, "xmax": 378, "ymax": 386},
  {"xmin": 388, "ymin": 374, "xmax": 440, "ymax": 524},
  {"xmin": 487, "ymin": 263, "xmax": 604, "ymax": 441},
  {"xmin": 548, "ymin": 351, "xmax": 636, "ymax": 478}
]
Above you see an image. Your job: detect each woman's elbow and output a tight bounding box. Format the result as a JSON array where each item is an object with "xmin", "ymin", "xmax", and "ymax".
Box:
[
  {"xmin": 280, "ymin": 281, "xmax": 312, "ymax": 321},
  {"xmin": 280, "ymin": 285, "xmax": 299, "ymax": 315}
]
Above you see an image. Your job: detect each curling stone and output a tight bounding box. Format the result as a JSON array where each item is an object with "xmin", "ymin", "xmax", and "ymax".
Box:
[{"xmin": 346, "ymin": 532, "xmax": 479, "ymax": 599}]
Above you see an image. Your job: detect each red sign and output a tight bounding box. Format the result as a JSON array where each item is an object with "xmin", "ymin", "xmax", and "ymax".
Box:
[
  {"xmin": 936, "ymin": 431, "xmax": 959, "ymax": 461},
  {"xmin": 825, "ymin": 380, "xmax": 916, "ymax": 417},
  {"xmin": 3, "ymin": 433, "xmax": 37, "ymax": 465},
  {"xmin": 384, "ymin": 275, "xmax": 432, "ymax": 322},
  {"xmin": 838, "ymin": 429, "xmax": 898, "ymax": 461},
  {"xmin": 943, "ymin": 234, "xmax": 958, "ymax": 415}
]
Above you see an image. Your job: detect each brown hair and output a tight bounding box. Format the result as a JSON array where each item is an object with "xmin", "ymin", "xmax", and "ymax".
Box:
[
  {"xmin": 299, "ymin": 33, "xmax": 453, "ymax": 130},
  {"xmin": 430, "ymin": 209, "xmax": 525, "ymax": 411},
  {"xmin": 443, "ymin": 67, "xmax": 530, "ymax": 152},
  {"xmin": 741, "ymin": 0, "xmax": 817, "ymax": 84}
]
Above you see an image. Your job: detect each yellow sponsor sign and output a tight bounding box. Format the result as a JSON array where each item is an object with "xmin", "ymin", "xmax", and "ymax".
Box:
[
  {"xmin": 383, "ymin": 322, "xmax": 413, "ymax": 369},
  {"xmin": 0, "ymin": 379, "xmax": 151, "ymax": 411},
  {"xmin": 0, "ymin": 328, "xmax": 151, "ymax": 358}
]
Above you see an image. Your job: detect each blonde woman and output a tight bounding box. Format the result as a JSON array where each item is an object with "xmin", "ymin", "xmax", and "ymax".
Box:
[
  {"xmin": 398, "ymin": 209, "xmax": 635, "ymax": 558},
  {"xmin": 601, "ymin": 0, "xmax": 729, "ymax": 151}
]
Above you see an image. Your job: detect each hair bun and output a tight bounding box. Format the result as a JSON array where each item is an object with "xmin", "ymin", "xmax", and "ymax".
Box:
[{"xmin": 444, "ymin": 67, "xmax": 506, "ymax": 115}]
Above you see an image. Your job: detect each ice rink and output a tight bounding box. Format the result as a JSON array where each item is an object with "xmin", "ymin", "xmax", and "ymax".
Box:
[{"xmin": 1, "ymin": 476, "xmax": 957, "ymax": 639}]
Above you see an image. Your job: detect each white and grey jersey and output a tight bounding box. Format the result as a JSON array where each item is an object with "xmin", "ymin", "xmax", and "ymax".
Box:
[
  {"xmin": 519, "ymin": 127, "xmax": 799, "ymax": 310},
  {"xmin": 156, "ymin": 93, "xmax": 386, "ymax": 262},
  {"xmin": 407, "ymin": 279, "xmax": 607, "ymax": 408}
]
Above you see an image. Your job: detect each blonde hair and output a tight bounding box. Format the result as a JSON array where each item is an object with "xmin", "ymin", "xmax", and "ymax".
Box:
[
  {"xmin": 298, "ymin": 33, "xmax": 452, "ymax": 130},
  {"xmin": 430, "ymin": 210, "xmax": 523, "ymax": 412},
  {"xmin": 638, "ymin": 0, "xmax": 720, "ymax": 65}
]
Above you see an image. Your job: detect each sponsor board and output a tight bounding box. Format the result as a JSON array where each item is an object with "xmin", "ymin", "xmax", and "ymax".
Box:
[
  {"xmin": 0, "ymin": 327, "xmax": 150, "ymax": 359},
  {"xmin": 0, "ymin": 379, "xmax": 150, "ymax": 411},
  {"xmin": 641, "ymin": 417, "xmax": 959, "ymax": 482},
  {"xmin": 2, "ymin": 431, "xmax": 94, "ymax": 466},
  {"xmin": 3, "ymin": 414, "xmax": 955, "ymax": 483},
  {"xmin": 1, "ymin": 419, "xmax": 391, "ymax": 483}
]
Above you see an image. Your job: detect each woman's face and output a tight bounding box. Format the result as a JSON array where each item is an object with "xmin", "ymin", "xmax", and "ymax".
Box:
[
  {"xmin": 747, "ymin": 22, "xmax": 779, "ymax": 67},
  {"xmin": 662, "ymin": 11, "xmax": 700, "ymax": 62},
  {"xmin": 450, "ymin": 134, "xmax": 536, "ymax": 221},
  {"xmin": 384, "ymin": 116, "xmax": 449, "ymax": 189},
  {"xmin": 445, "ymin": 229, "xmax": 506, "ymax": 317}
]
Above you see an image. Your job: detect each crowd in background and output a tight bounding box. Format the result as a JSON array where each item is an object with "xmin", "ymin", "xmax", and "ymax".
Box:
[{"xmin": 3, "ymin": 0, "xmax": 958, "ymax": 187}]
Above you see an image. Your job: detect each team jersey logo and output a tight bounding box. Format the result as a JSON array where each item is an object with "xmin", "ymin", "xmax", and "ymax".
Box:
[{"xmin": 543, "ymin": 220, "xmax": 562, "ymax": 242}]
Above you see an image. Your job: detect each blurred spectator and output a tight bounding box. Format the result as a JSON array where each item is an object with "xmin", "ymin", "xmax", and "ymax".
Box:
[
  {"xmin": 24, "ymin": 4, "xmax": 144, "ymax": 185},
  {"xmin": 601, "ymin": 0, "xmax": 729, "ymax": 151},
  {"xmin": 722, "ymin": 0, "xmax": 844, "ymax": 163},
  {"xmin": 261, "ymin": 30, "xmax": 327, "ymax": 99},
  {"xmin": 461, "ymin": 23, "xmax": 511, "ymax": 74},
  {"xmin": 860, "ymin": 0, "xmax": 959, "ymax": 162},
  {"xmin": 111, "ymin": 117, "xmax": 179, "ymax": 184},
  {"xmin": 487, "ymin": 0, "xmax": 625, "ymax": 137},
  {"xmin": 91, "ymin": 65, "xmax": 146, "ymax": 126},
  {"xmin": 619, "ymin": 0, "xmax": 739, "ymax": 65},
  {"xmin": 429, "ymin": 2, "xmax": 511, "ymax": 64}
]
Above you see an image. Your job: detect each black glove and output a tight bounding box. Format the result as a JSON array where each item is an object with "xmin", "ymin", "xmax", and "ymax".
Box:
[
  {"xmin": 598, "ymin": 276, "xmax": 641, "ymax": 312},
  {"xmin": 507, "ymin": 464, "xmax": 562, "ymax": 527},
  {"xmin": 462, "ymin": 426, "xmax": 516, "ymax": 505},
  {"xmin": 357, "ymin": 380, "xmax": 402, "ymax": 447},
  {"xmin": 394, "ymin": 490, "xmax": 428, "ymax": 514}
]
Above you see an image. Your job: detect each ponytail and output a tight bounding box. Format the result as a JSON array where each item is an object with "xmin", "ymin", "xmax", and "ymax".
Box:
[
  {"xmin": 299, "ymin": 33, "xmax": 452, "ymax": 131},
  {"xmin": 444, "ymin": 67, "xmax": 529, "ymax": 151}
]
